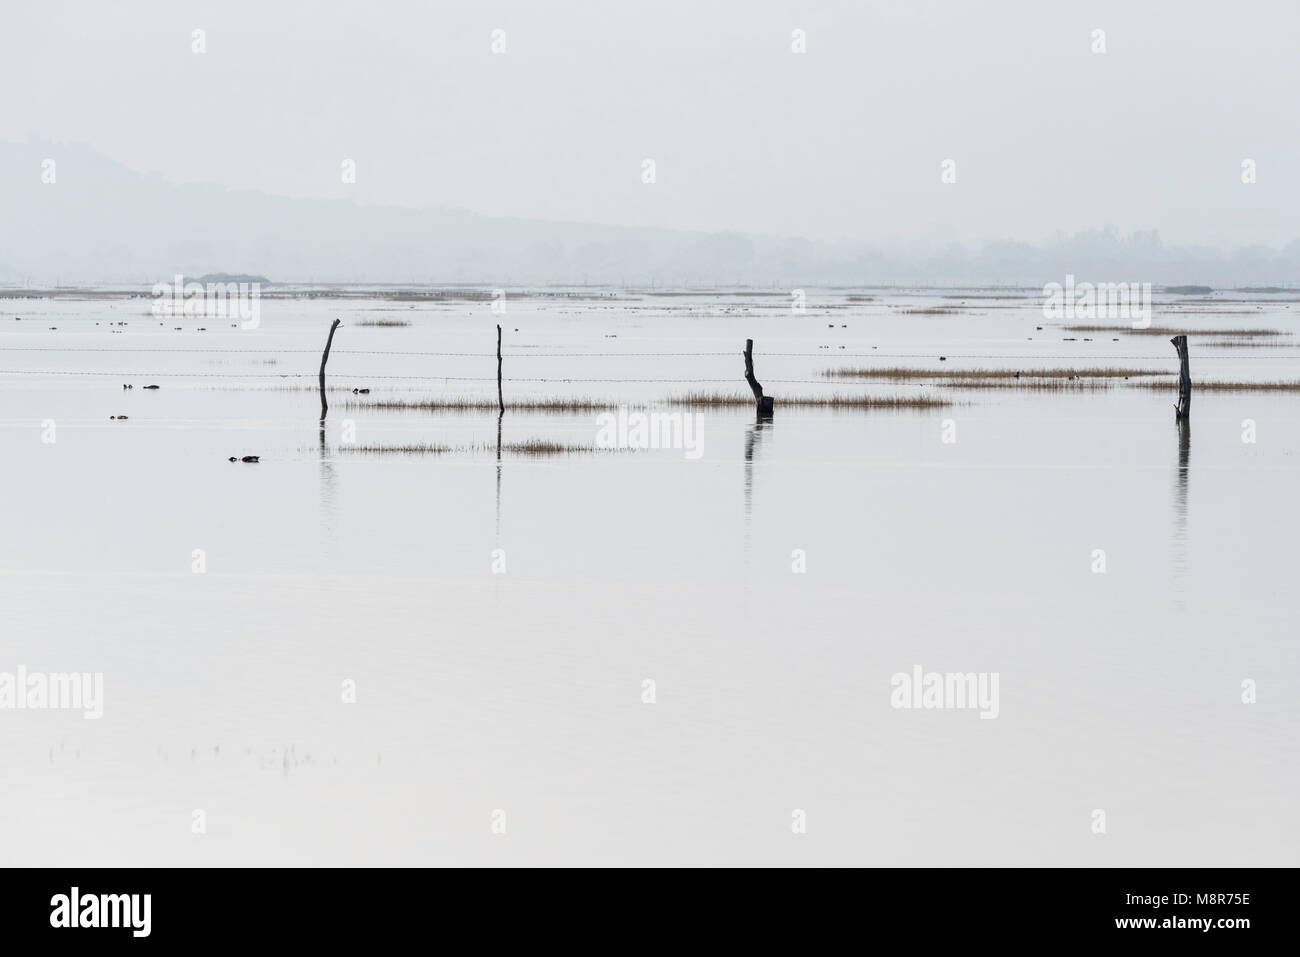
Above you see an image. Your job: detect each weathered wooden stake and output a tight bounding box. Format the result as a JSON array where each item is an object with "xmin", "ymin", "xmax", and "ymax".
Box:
[
  {"xmin": 1171, "ymin": 334, "xmax": 1190, "ymax": 420},
  {"xmin": 319, "ymin": 318, "xmax": 341, "ymax": 420},
  {"xmin": 743, "ymin": 338, "xmax": 774, "ymax": 417},
  {"xmin": 497, "ymin": 324, "xmax": 504, "ymax": 415}
]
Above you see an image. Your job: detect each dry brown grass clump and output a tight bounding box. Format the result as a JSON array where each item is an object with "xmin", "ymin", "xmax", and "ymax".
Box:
[
  {"xmin": 823, "ymin": 366, "xmax": 1169, "ymax": 381},
  {"xmin": 1062, "ymin": 325, "xmax": 1288, "ymax": 337},
  {"xmin": 1129, "ymin": 380, "xmax": 1300, "ymax": 393},
  {"xmin": 939, "ymin": 378, "xmax": 1112, "ymax": 391},
  {"xmin": 337, "ymin": 439, "xmax": 616, "ymax": 456},
  {"xmin": 1199, "ymin": 339, "xmax": 1297, "ymax": 349},
  {"xmin": 476, "ymin": 439, "xmax": 628, "ymax": 455},
  {"xmin": 350, "ymin": 396, "xmax": 613, "ymax": 412},
  {"xmin": 339, "ymin": 443, "xmax": 451, "ymax": 454},
  {"xmin": 501, "ymin": 439, "xmax": 588, "ymax": 455},
  {"xmin": 665, "ymin": 391, "xmax": 949, "ymax": 409}
]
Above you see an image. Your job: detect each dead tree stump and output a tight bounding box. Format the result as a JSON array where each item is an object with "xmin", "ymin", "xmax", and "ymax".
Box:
[
  {"xmin": 319, "ymin": 318, "xmax": 341, "ymax": 420},
  {"xmin": 743, "ymin": 339, "xmax": 774, "ymax": 417},
  {"xmin": 1171, "ymin": 334, "xmax": 1190, "ymax": 421},
  {"xmin": 497, "ymin": 324, "xmax": 504, "ymax": 415}
]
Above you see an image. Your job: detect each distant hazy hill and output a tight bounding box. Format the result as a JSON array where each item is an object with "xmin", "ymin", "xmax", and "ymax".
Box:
[{"xmin": 3, "ymin": 138, "xmax": 1299, "ymax": 287}]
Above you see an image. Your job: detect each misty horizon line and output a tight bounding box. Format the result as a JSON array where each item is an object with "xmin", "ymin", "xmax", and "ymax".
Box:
[
  {"xmin": 6, "ymin": 137, "xmax": 1300, "ymax": 286},
  {"xmin": 12, "ymin": 134, "xmax": 1298, "ymax": 256}
]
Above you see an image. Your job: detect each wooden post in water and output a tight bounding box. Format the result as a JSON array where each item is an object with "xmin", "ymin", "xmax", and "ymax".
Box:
[
  {"xmin": 1171, "ymin": 334, "xmax": 1190, "ymax": 420},
  {"xmin": 497, "ymin": 324, "xmax": 504, "ymax": 415},
  {"xmin": 319, "ymin": 318, "xmax": 341, "ymax": 420},
  {"xmin": 743, "ymin": 339, "xmax": 774, "ymax": 418}
]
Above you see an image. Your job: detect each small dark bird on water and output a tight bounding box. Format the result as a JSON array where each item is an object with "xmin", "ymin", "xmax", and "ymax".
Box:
[{"xmin": 110, "ymin": 415, "xmax": 128, "ymax": 420}]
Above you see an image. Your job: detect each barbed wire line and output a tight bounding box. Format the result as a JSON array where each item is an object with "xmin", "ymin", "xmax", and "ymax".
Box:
[
  {"xmin": 0, "ymin": 369, "xmax": 924, "ymax": 384},
  {"xmin": 0, "ymin": 347, "xmax": 1296, "ymax": 360},
  {"xmin": 0, "ymin": 347, "xmax": 739, "ymax": 357}
]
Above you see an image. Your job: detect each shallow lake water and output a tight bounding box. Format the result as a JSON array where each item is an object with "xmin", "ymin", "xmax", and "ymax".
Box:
[{"xmin": 2, "ymin": 287, "xmax": 1297, "ymax": 865}]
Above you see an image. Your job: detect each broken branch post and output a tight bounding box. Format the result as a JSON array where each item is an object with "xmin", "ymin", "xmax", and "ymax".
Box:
[
  {"xmin": 1171, "ymin": 334, "xmax": 1190, "ymax": 420},
  {"xmin": 743, "ymin": 338, "xmax": 775, "ymax": 417},
  {"xmin": 320, "ymin": 318, "xmax": 341, "ymax": 420}
]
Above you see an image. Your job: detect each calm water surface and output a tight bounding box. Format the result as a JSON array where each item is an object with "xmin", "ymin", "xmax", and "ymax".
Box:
[{"xmin": 2, "ymin": 289, "xmax": 1297, "ymax": 864}]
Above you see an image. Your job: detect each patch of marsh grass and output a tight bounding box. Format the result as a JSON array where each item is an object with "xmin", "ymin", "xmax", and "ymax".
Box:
[
  {"xmin": 823, "ymin": 366, "xmax": 1170, "ymax": 381},
  {"xmin": 1063, "ymin": 325, "xmax": 1288, "ymax": 337},
  {"xmin": 664, "ymin": 391, "xmax": 949, "ymax": 409}
]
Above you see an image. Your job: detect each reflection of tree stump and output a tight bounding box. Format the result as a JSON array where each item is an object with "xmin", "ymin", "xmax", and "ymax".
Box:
[
  {"xmin": 319, "ymin": 318, "xmax": 341, "ymax": 421},
  {"xmin": 743, "ymin": 339, "xmax": 774, "ymax": 418},
  {"xmin": 1170, "ymin": 334, "xmax": 1190, "ymax": 421}
]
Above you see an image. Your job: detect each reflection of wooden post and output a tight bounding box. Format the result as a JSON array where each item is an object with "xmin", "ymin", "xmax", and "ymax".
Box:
[
  {"xmin": 495, "ymin": 410, "xmax": 503, "ymax": 542},
  {"xmin": 743, "ymin": 339, "xmax": 774, "ymax": 417},
  {"xmin": 319, "ymin": 318, "xmax": 341, "ymax": 420},
  {"xmin": 497, "ymin": 324, "xmax": 504, "ymax": 414},
  {"xmin": 1171, "ymin": 334, "xmax": 1190, "ymax": 420}
]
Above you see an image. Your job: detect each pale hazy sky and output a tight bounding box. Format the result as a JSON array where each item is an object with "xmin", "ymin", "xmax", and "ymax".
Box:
[{"xmin": 3, "ymin": 0, "xmax": 1298, "ymax": 247}]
